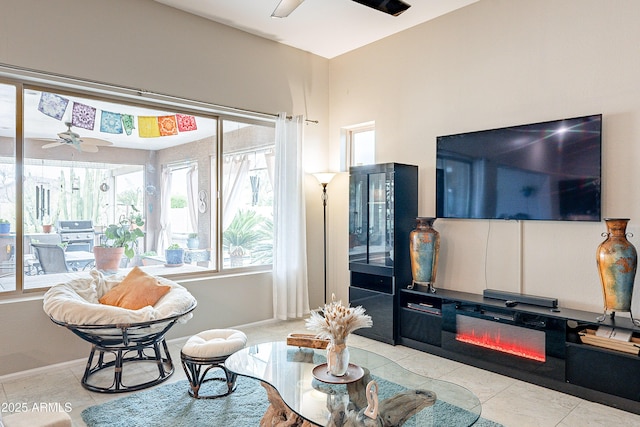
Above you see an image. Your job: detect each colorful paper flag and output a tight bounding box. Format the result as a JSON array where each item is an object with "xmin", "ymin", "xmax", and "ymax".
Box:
[
  {"xmin": 100, "ymin": 111, "xmax": 123, "ymax": 134},
  {"xmin": 138, "ymin": 116, "xmax": 160, "ymax": 138},
  {"xmin": 37, "ymin": 92, "xmax": 69, "ymax": 120},
  {"xmin": 158, "ymin": 115, "xmax": 178, "ymax": 136},
  {"xmin": 121, "ymin": 114, "xmax": 135, "ymax": 136},
  {"xmin": 71, "ymin": 102, "xmax": 96, "ymax": 130},
  {"xmin": 176, "ymin": 114, "xmax": 197, "ymax": 131}
]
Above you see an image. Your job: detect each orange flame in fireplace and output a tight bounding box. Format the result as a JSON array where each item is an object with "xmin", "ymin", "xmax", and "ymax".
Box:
[{"xmin": 456, "ymin": 329, "xmax": 546, "ymax": 362}]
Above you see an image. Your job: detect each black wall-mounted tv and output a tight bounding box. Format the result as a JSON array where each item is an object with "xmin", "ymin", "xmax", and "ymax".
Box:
[{"xmin": 436, "ymin": 114, "xmax": 602, "ymax": 222}]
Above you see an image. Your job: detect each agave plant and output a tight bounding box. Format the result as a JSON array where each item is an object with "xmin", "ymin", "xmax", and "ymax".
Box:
[{"xmin": 223, "ymin": 209, "xmax": 272, "ymax": 266}]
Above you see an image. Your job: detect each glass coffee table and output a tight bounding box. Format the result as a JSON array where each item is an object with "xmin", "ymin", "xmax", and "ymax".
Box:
[{"xmin": 226, "ymin": 341, "xmax": 481, "ymax": 426}]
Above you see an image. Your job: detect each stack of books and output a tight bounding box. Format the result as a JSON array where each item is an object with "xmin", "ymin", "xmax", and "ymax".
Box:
[{"xmin": 579, "ymin": 325, "xmax": 639, "ymax": 355}]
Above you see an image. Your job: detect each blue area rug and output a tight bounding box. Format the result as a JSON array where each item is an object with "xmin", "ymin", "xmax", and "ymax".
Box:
[{"xmin": 82, "ymin": 375, "xmax": 503, "ymax": 427}]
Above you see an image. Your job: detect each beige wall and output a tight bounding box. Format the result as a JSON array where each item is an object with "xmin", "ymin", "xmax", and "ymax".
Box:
[
  {"xmin": 328, "ymin": 0, "xmax": 640, "ymax": 314},
  {"xmin": 0, "ymin": 0, "xmax": 329, "ymax": 375}
]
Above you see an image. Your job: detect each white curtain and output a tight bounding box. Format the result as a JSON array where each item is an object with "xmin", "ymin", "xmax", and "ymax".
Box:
[
  {"xmin": 222, "ymin": 154, "xmax": 250, "ymax": 230},
  {"xmin": 157, "ymin": 166, "xmax": 172, "ymax": 252},
  {"xmin": 186, "ymin": 164, "xmax": 198, "ymax": 233},
  {"xmin": 273, "ymin": 113, "xmax": 309, "ymax": 320},
  {"xmin": 264, "ymin": 150, "xmax": 275, "ymax": 189}
]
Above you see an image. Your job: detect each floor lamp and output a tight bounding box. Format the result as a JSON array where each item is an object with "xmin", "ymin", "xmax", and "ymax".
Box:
[{"xmin": 313, "ymin": 172, "xmax": 336, "ymax": 303}]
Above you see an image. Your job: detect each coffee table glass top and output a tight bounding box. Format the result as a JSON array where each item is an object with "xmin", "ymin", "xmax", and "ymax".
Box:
[{"xmin": 226, "ymin": 341, "xmax": 481, "ymax": 426}]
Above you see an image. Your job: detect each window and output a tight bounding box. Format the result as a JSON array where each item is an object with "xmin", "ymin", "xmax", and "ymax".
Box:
[
  {"xmin": 348, "ymin": 123, "xmax": 375, "ymax": 167},
  {"xmin": 0, "ymin": 82, "xmax": 16, "ymax": 294},
  {"xmin": 0, "ymin": 79, "xmax": 274, "ymax": 295},
  {"xmin": 221, "ymin": 119, "xmax": 275, "ymax": 269}
]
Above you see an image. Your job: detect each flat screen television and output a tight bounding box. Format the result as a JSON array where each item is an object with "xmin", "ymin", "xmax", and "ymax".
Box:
[{"xmin": 436, "ymin": 114, "xmax": 602, "ymax": 222}]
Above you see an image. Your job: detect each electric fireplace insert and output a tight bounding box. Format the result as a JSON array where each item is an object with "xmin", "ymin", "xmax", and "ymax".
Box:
[{"xmin": 441, "ymin": 302, "xmax": 566, "ymax": 380}]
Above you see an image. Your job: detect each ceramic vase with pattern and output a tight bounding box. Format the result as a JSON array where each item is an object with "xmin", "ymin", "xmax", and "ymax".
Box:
[
  {"xmin": 596, "ymin": 218, "xmax": 637, "ymax": 319},
  {"xmin": 409, "ymin": 217, "xmax": 440, "ymax": 293}
]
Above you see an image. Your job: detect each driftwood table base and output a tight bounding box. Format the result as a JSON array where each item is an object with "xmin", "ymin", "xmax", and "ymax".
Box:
[
  {"xmin": 259, "ymin": 371, "xmax": 436, "ymax": 427},
  {"xmin": 260, "ymin": 381, "xmax": 314, "ymax": 427}
]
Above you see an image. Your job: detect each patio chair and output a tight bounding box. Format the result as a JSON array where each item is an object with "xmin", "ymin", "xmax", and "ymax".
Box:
[{"xmin": 31, "ymin": 242, "xmax": 71, "ymax": 274}]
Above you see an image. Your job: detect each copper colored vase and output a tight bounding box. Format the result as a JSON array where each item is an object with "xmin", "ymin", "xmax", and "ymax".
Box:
[
  {"xmin": 409, "ymin": 217, "xmax": 440, "ymax": 292},
  {"xmin": 596, "ymin": 218, "xmax": 637, "ymax": 320}
]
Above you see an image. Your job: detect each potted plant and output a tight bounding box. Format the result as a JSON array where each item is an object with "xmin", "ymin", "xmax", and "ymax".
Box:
[
  {"xmin": 0, "ymin": 219, "xmax": 9, "ymax": 234},
  {"xmin": 42, "ymin": 216, "xmax": 53, "ymax": 234},
  {"xmin": 187, "ymin": 233, "xmax": 199, "ymax": 249},
  {"xmin": 94, "ymin": 212, "xmax": 145, "ymax": 273},
  {"xmin": 165, "ymin": 243, "xmax": 184, "ymax": 266},
  {"xmin": 223, "ymin": 209, "xmax": 271, "ymax": 267}
]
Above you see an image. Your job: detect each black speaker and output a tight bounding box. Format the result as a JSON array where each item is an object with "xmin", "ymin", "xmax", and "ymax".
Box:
[{"xmin": 483, "ymin": 289, "xmax": 558, "ymax": 308}]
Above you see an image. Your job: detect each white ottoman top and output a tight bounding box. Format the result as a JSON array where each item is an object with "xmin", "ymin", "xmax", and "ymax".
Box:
[{"xmin": 182, "ymin": 329, "xmax": 247, "ymax": 358}]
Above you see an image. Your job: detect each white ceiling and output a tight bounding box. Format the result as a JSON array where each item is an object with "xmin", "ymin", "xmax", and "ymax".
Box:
[{"xmin": 153, "ymin": 0, "xmax": 478, "ymax": 59}]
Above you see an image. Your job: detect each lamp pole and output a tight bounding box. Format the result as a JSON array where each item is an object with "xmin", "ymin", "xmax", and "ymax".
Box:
[
  {"xmin": 320, "ymin": 182, "xmax": 328, "ymax": 303},
  {"xmin": 313, "ymin": 173, "xmax": 336, "ymax": 303}
]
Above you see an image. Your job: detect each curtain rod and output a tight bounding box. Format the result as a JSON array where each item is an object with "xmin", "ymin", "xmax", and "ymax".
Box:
[{"xmin": 0, "ymin": 63, "xmax": 319, "ymax": 124}]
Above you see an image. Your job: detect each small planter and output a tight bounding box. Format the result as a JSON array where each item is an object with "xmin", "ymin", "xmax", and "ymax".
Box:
[
  {"xmin": 94, "ymin": 246, "xmax": 125, "ymax": 273},
  {"xmin": 165, "ymin": 248, "xmax": 184, "ymax": 267},
  {"xmin": 0, "ymin": 222, "xmax": 10, "ymax": 234},
  {"xmin": 187, "ymin": 236, "xmax": 199, "ymax": 249}
]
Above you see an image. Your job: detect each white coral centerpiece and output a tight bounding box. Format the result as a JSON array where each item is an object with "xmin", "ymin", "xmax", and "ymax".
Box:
[{"xmin": 306, "ymin": 294, "xmax": 373, "ymax": 344}]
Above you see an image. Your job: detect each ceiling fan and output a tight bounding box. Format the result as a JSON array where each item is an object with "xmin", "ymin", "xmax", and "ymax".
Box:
[
  {"xmin": 272, "ymin": 0, "xmax": 411, "ymax": 18},
  {"xmin": 40, "ymin": 122, "xmax": 114, "ymax": 153}
]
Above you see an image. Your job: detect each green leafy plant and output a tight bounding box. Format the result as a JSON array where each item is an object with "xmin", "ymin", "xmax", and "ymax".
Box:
[
  {"xmin": 0, "ymin": 218, "xmax": 9, "ymax": 224},
  {"xmin": 167, "ymin": 243, "xmax": 181, "ymax": 250},
  {"xmin": 100, "ymin": 206, "xmax": 145, "ymax": 259},
  {"xmin": 188, "ymin": 232, "xmax": 199, "ymax": 239},
  {"xmin": 223, "ymin": 209, "xmax": 272, "ymax": 266}
]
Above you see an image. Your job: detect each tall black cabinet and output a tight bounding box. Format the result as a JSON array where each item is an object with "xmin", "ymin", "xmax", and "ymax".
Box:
[{"xmin": 348, "ymin": 163, "xmax": 418, "ymax": 344}]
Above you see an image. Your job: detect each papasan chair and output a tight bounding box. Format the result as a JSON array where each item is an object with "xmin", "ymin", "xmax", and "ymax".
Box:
[{"xmin": 43, "ymin": 267, "xmax": 197, "ymax": 393}]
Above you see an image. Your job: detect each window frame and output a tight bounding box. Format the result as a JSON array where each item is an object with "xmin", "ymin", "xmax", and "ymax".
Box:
[
  {"xmin": 0, "ymin": 73, "xmax": 275, "ymax": 298},
  {"xmin": 345, "ymin": 122, "xmax": 375, "ymax": 167}
]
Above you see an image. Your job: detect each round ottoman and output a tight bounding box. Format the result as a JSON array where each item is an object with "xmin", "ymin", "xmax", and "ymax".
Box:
[{"xmin": 181, "ymin": 329, "xmax": 247, "ymax": 399}]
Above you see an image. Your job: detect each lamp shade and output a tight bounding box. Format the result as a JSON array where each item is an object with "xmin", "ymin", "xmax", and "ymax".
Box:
[{"xmin": 313, "ymin": 172, "xmax": 337, "ymax": 185}]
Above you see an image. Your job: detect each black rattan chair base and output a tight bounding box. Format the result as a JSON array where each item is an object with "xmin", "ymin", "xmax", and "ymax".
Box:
[
  {"xmin": 82, "ymin": 339, "xmax": 174, "ymax": 393},
  {"xmin": 51, "ymin": 301, "xmax": 196, "ymax": 394},
  {"xmin": 181, "ymin": 352, "xmax": 237, "ymax": 399}
]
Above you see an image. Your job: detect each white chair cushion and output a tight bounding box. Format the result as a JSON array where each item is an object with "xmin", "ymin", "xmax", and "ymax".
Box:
[
  {"xmin": 42, "ymin": 269, "xmax": 196, "ymax": 326},
  {"xmin": 182, "ymin": 329, "xmax": 247, "ymax": 358}
]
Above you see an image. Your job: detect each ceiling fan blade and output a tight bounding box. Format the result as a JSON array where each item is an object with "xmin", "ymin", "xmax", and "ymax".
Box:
[
  {"xmin": 271, "ymin": 0, "xmax": 305, "ymax": 18},
  {"xmin": 58, "ymin": 131, "xmax": 79, "ymax": 139},
  {"xmin": 41, "ymin": 141, "xmax": 65, "ymax": 149},
  {"xmin": 80, "ymin": 137, "xmax": 113, "ymax": 146},
  {"xmin": 78, "ymin": 143, "xmax": 99, "ymax": 153},
  {"xmin": 352, "ymin": 0, "xmax": 411, "ymax": 16}
]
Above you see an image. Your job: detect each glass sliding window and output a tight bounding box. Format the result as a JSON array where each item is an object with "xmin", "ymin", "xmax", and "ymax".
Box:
[
  {"xmin": 0, "ymin": 76, "xmax": 278, "ymax": 297},
  {"xmin": 0, "ymin": 82, "xmax": 17, "ymax": 293},
  {"xmin": 21, "ymin": 87, "xmax": 217, "ymax": 287},
  {"xmin": 221, "ymin": 119, "xmax": 275, "ymax": 269}
]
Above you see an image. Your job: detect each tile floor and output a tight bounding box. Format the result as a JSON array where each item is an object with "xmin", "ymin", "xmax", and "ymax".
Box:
[{"xmin": 1, "ymin": 319, "xmax": 639, "ymax": 427}]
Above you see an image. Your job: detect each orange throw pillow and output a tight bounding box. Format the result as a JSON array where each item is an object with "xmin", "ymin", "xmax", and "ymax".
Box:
[{"xmin": 99, "ymin": 266, "xmax": 171, "ymax": 310}]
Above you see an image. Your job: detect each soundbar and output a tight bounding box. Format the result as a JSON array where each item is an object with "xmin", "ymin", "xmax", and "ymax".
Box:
[{"xmin": 483, "ymin": 289, "xmax": 558, "ymax": 308}]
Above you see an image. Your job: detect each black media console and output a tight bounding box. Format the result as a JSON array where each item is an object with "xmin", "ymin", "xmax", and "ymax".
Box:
[{"xmin": 398, "ymin": 286, "xmax": 640, "ymax": 415}]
